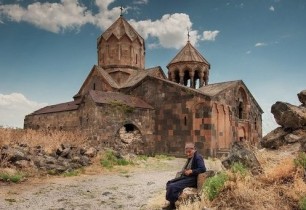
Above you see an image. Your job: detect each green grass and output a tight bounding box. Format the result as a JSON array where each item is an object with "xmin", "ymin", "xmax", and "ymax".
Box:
[
  {"xmin": 63, "ymin": 169, "xmax": 83, "ymax": 177},
  {"xmin": 299, "ymin": 196, "xmax": 306, "ymax": 210},
  {"xmin": 100, "ymin": 150, "xmax": 131, "ymax": 169},
  {"xmin": 154, "ymin": 154, "xmax": 174, "ymax": 160},
  {"xmin": 294, "ymin": 152, "xmax": 306, "ymax": 169},
  {"xmin": 231, "ymin": 162, "xmax": 249, "ymax": 177},
  {"xmin": 203, "ymin": 172, "xmax": 228, "ymax": 201},
  {"xmin": 0, "ymin": 172, "xmax": 24, "ymax": 183},
  {"xmin": 137, "ymin": 155, "xmax": 149, "ymax": 161}
]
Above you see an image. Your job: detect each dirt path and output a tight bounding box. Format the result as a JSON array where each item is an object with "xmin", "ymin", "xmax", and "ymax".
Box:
[{"xmin": 0, "ymin": 158, "xmax": 186, "ymax": 210}]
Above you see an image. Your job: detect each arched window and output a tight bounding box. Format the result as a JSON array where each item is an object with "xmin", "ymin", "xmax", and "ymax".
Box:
[
  {"xmin": 238, "ymin": 102, "xmax": 243, "ymax": 119},
  {"xmin": 183, "ymin": 70, "xmax": 190, "ymax": 86},
  {"xmin": 194, "ymin": 70, "xmax": 200, "ymax": 89},
  {"xmin": 184, "ymin": 116, "xmax": 187, "ymax": 126},
  {"xmin": 174, "ymin": 70, "xmax": 180, "ymax": 83},
  {"xmin": 237, "ymin": 87, "xmax": 248, "ymax": 120}
]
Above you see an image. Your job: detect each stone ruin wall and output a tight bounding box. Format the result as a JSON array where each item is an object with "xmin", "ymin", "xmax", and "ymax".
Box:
[
  {"xmin": 24, "ymin": 110, "xmax": 80, "ymax": 131},
  {"xmin": 24, "ymin": 96, "xmax": 156, "ymax": 155}
]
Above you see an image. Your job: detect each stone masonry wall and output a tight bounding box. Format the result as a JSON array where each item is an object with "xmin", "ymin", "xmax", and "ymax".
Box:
[
  {"xmin": 24, "ymin": 110, "xmax": 79, "ymax": 131},
  {"xmin": 212, "ymin": 82, "xmax": 262, "ymax": 145},
  {"xmin": 126, "ymin": 77, "xmax": 212, "ymax": 157}
]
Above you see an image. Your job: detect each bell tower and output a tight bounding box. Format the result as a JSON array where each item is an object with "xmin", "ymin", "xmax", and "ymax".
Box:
[{"xmin": 167, "ymin": 36, "xmax": 210, "ymax": 89}]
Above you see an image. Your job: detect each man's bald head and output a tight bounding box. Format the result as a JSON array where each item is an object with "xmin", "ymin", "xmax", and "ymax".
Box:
[{"xmin": 185, "ymin": 142, "xmax": 195, "ymax": 149}]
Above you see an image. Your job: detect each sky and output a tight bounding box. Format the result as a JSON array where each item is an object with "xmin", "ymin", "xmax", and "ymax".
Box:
[{"xmin": 0, "ymin": 0, "xmax": 305, "ymax": 135}]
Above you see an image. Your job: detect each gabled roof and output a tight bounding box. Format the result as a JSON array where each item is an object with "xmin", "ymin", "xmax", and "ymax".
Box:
[
  {"xmin": 89, "ymin": 90, "xmax": 153, "ymax": 109},
  {"xmin": 121, "ymin": 69, "xmax": 149, "ymax": 88},
  {"xmin": 29, "ymin": 100, "xmax": 80, "ymax": 115},
  {"xmin": 199, "ymin": 80, "xmax": 263, "ymax": 113},
  {"xmin": 167, "ymin": 42, "xmax": 210, "ymax": 67},
  {"xmin": 123, "ymin": 71, "xmax": 212, "ymax": 99},
  {"xmin": 74, "ymin": 65, "xmax": 119, "ymax": 98},
  {"xmin": 198, "ymin": 80, "xmax": 240, "ymax": 97},
  {"xmin": 120, "ymin": 66, "xmax": 167, "ymax": 88},
  {"xmin": 97, "ymin": 16, "xmax": 144, "ymax": 46},
  {"xmin": 146, "ymin": 66, "xmax": 167, "ymax": 79}
]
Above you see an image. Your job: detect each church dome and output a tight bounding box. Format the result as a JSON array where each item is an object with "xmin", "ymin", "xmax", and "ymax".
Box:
[{"xmin": 97, "ymin": 16, "xmax": 145, "ymax": 71}]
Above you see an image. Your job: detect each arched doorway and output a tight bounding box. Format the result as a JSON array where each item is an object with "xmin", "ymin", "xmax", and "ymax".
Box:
[
  {"xmin": 238, "ymin": 127, "xmax": 246, "ymax": 141},
  {"xmin": 114, "ymin": 123, "xmax": 144, "ymax": 154}
]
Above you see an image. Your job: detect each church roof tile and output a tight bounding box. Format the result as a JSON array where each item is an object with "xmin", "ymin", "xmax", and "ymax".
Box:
[
  {"xmin": 97, "ymin": 16, "xmax": 144, "ymax": 45},
  {"xmin": 167, "ymin": 42, "xmax": 210, "ymax": 67}
]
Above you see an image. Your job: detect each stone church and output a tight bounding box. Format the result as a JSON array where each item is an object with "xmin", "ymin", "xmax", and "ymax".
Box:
[{"xmin": 24, "ymin": 15, "xmax": 263, "ymax": 157}]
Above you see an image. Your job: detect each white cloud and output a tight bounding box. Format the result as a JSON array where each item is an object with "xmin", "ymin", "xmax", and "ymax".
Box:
[
  {"xmin": 255, "ymin": 42, "xmax": 267, "ymax": 47},
  {"xmin": 202, "ymin": 30, "xmax": 220, "ymax": 41},
  {"xmin": 0, "ymin": 0, "xmax": 204, "ymax": 49},
  {"xmin": 133, "ymin": 0, "xmax": 149, "ymax": 5},
  {"xmin": 246, "ymin": 50, "xmax": 251, "ymax": 54},
  {"xmin": 130, "ymin": 13, "xmax": 198, "ymax": 49},
  {"xmin": 0, "ymin": 93, "xmax": 47, "ymax": 128},
  {"xmin": 0, "ymin": 0, "xmax": 95, "ymax": 33},
  {"xmin": 269, "ymin": 6, "xmax": 275, "ymax": 11}
]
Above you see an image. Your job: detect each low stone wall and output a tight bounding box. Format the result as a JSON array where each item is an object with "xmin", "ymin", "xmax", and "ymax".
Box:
[{"xmin": 0, "ymin": 143, "xmax": 97, "ymax": 174}]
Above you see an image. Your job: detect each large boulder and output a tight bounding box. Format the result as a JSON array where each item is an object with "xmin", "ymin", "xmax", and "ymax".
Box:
[
  {"xmin": 261, "ymin": 127, "xmax": 289, "ymax": 149},
  {"xmin": 222, "ymin": 141, "xmax": 262, "ymax": 175},
  {"xmin": 271, "ymin": 101, "xmax": 306, "ymax": 129},
  {"xmin": 298, "ymin": 90, "xmax": 306, "ymax": 107}
]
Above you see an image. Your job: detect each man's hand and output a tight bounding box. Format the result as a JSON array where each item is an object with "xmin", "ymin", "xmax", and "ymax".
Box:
[{"xmin": 184, "ymin": 169, "xmax": 193, "ymax": 176}]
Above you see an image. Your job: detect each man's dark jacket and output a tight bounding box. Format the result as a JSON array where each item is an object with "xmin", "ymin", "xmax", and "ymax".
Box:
[{"xmin": 187, "ymin": 151, "xmax": 206, "ymax": 177}]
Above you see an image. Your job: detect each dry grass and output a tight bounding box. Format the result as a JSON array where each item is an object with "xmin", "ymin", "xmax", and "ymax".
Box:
[
  {"xmin": 0, "ymin": 128, "xmax": 87, "ymax": 153},
  {"xmin": 195, "ymin": 143, "xmax": 306, "ymax": 210}
]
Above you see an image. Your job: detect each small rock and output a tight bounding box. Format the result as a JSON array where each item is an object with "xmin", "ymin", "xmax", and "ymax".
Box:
[
  {"xmin": 102, "ymin": 192, "xmax": 112, "ymax": 196},
  {"xmin": 284, "ymin": 133, "xmax": 301, "ymax": 143},
  {"xmin": 84, "ymin": 147, "xmax": 97, "ymax": 158}
]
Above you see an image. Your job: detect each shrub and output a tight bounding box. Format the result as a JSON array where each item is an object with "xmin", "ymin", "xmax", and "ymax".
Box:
[
  {"xmin": 294, "ymin": 152, "xmax": 306, "ymax": 169},
  {"xmin": 0, "ymin": 172, "xmax": 24, "ymax": 183},
  {"xmin": 100, "ymin": 150, "xmax": 130, "ymax": 169},
  {"xmin": 203, "ymin": 172, "xmax": 228, "ymax": 201},
  {"xmin": 299, "ymin": 196, "xmax": 306, "ymax": 210},
  {"xmin": 231, "ymin": 162, "xmax": 248, "ymax": 177}
]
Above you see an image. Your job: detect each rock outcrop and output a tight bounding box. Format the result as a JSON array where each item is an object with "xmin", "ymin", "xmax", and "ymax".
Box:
[
  {"xmin": 271, "ymin": 101, "xmax": 306, "ymax": 130},
  {"xmin": 298, "ymin": 90, "xmax": 306, "ymax": 107},
  {"xmin": 222, "ymin": 141, "xmax": 262, "ymax": 175},
  {"xmin": 0, "ymin": 143, "xmax": 97, "ymax": 174},
  {"xmin": 261, "ymin": 89, "xmax": 306, "ymax": 150}
]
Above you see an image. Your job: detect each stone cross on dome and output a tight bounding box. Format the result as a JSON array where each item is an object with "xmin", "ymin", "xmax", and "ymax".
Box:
[
  {"xmin": 120, "ymin": 5, "xmax": 124, "ymax": 16},
  {"xmin": 187, "ymin": 28, "xmax": 190, "ymax": 42}
]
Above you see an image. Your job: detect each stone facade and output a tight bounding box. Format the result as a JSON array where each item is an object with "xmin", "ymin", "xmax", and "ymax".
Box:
[{"xmin": 24, "ymin": 15, "xmax": 263, "ymax": 157}]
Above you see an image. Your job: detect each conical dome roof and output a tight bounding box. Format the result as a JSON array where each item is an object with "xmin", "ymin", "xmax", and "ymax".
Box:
[
  {"xmin": 167, "ymin": 42, "xmax": 210, "ymax": 67},
  {"xmin": 97, "ymin": 16, "xmax": 144, "ymax": 45}
]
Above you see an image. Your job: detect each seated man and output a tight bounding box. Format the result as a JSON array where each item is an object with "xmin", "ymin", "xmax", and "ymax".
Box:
[{"xmin": 163, "ymin": 142, "xmax": 206, "ymax": 210}]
